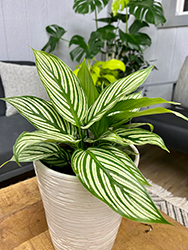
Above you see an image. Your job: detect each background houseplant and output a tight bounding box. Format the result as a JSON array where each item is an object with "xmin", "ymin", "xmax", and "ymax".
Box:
[
  {"xmin": 42, "ymin": 0, "xmax": 166, "ymax": 76},
  {"xmin": 1, "ymin": 49, "xmax": 188, "ymax": 249}
]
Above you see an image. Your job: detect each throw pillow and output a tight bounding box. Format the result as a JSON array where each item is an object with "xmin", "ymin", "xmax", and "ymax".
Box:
[{"xmin": 0, "ymin": 62, "xmax": 49, "ymax": 116}]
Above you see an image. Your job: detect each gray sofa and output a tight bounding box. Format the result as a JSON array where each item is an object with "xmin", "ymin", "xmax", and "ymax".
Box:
[{"xmin": 0, "ymin": 61, "xmax": 48, "ymax": 187}]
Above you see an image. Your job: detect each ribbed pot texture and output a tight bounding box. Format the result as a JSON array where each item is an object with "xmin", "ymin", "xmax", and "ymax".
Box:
[{"xmin": 34, "ymin": 145, "xmax": 139, "ymax": 250}]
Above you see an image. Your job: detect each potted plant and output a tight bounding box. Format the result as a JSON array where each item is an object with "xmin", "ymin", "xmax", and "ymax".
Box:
[
  {"xmin": 42, "ymin": 0, "xmax": 166, "ymax": 76},
  {"xmin": 1, "ymin": 49, "xmax": 188, "ymax": 250}
]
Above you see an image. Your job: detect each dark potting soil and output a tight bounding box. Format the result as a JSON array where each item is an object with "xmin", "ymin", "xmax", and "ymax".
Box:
[{"xmin": 41, "ymin": 161, "xmax": 76, "ymax": 176}]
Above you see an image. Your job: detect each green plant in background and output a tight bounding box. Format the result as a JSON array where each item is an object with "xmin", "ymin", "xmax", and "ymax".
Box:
[
  {"xmin": 42, "ymin": 0, "xmax": 166, "ymax": 77},
  {"xmin": 74, "ymin": 58, "xmax": 126, "ymax": 92},
  {"xmin": 1, "ymin": 49, "xmax": 188, "ymax": 224}
]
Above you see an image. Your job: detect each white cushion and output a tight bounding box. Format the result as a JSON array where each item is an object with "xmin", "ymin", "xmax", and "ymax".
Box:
[
  {"xmin": 0, "ymin": 62, "xmax": 49, "ymax": 116},
  {"xmin": 174, "ymin": 56, "xmax": 188, "ymax": 109}
]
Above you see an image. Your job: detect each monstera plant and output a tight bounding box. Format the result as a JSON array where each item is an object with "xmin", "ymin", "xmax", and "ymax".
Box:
[
  {"xmin": 42, "ymin": 0, "xmax": 166, "ymax": 76},
  {"xmin": 1, "ymin": 49, "xmax": 188, "ymax": 226}
]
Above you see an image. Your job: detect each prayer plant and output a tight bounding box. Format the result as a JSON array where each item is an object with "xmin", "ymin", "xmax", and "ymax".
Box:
[{"xmin": 1, "ymin": 49, "xmax": 188, "ymax": 224}]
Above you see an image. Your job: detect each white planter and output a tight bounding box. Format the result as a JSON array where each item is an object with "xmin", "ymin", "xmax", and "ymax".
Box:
[{"xmin": 34, "ymin": 145, "xmax": 139, "ymax": 250}]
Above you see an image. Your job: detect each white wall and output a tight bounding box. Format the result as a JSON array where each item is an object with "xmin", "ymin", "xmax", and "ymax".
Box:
[
  {"xmin": 143, "ymin": 22, "xmax": 188, "ymax": 100},
  {"xmin": 1, "ymin": 0, "xmax": 188, "ymax": 100},
  {"xmin": 0, "ymin": 0, "xmax": 107, "ymax": 69}
]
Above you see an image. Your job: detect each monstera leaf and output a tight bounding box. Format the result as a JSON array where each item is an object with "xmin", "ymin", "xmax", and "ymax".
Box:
[
  {"xmin": 119, "ymin": 20, "xmax": 151, "ymax": 52},
  {"xmin": 73, "ymin": 0, "xmax": 109, "ymax": 14},
  {"xmin": 128, "ymin": 0, "xmax": 166, "ymax": 26},
  {"xmin": 42, "ymin": 25, "xmax": 66, "ymax": 53},
  {"xmin": 69, "ymin": 32, "xmax": 104, "ymax": 62}
]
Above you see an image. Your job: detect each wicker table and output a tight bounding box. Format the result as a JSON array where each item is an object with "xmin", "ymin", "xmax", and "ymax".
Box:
[{"xmin": 1, "ymin": 177, "xmax": 188, "ymax": 250}]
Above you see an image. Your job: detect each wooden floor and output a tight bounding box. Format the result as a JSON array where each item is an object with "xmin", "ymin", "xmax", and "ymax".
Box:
[{"xmin": 138, "ymin": 145, "xmax": 188, "ymax": 200}]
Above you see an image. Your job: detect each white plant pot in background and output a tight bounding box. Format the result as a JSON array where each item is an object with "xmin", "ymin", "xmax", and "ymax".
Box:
[{"xmin": 34, "ymin": 145, "xmax": 139, "ymax": 250}]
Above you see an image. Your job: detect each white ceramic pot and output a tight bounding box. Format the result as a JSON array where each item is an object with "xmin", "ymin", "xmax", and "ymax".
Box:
[{"xmin": 34, "ymin": 145, "xmax": 139, "ymax": 250}]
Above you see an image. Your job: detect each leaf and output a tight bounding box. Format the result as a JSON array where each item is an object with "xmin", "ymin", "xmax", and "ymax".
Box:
[
  {"xmin": 76, "ymin": 60, "xmax": 109, "ymax": 137},
  {"xmin": 128, "ymin": 0, "xmax": 166, "ymax": 26},
  {"xmin": 114, "ymin": 128, "xmax": 169, "ymax": 151},
  {"xmin": 109, "ymin": 97, "xmax": 177, "ymax": 115},
  {"xmin": 129, "ymin": 20, "xmax": 149, "ymax": 34},
  {"xmin": 69, "ymin": 33, "xmax": 104, "ymax": 62},
  {"xmin": 108, "ymin": 107, "xmax": 188, "ymax": 127},
  {"xmin": 42, "ymin": 147, "xmax": 71, "ymax": 167},
  {"xmin": 77, "ymin": 59, "xmax": 99, "ymax": 107},
  {"xmin": 10, "ymin": 142, "xmax": 64, "ymax": 163},
  {"xmin": 119, "ymin": 29, "xmax": 151, "ymax": 51},
  {"xmin": 71, "ymin": 147, "xmax": 169, "ymax": 224},
  {"xmin": 100, "ymin": 59, "xmax": 126, "ymax": 72},
  {"xmin": 73, "ymin": 0, "xmax": 108, "ymax": 14},
  {"xmin": 83, "ymin": 66, "xmax": 153, "ymax": 129},
  {"xmin": 112, "ymin": 0, "xmax": 128, "ymax": 16},
  {"xmin": 96, "ymin": 12, "xmax": 129, "ymax": 24},
  {"xmin": 122, "ymin": 122, "xmax": 154, "ymax": 132},
  {"xmin": 95, "ymin": 25, "xmax": 117, "ymax": 41},
  {"xmin": 42, "ymin": 25, "xmax": 66, "ymax": 53},
  {"xmin": 86, "ymin": 130, "xmax": 128, "ymax": 146},
  {"xmin": 13, "ymin": 130, "xmax": 80, "ymax": 164},
  {"xmin": 32, "ymin": 49, "xmax": 88, "ymax": 128},
  {"xmin": 100, "ymin": 145, "xmax": 148, "ymax": 186},
  {"xmin": 3, "ymin": 96, "xmax": 77, "ymax": 135}
]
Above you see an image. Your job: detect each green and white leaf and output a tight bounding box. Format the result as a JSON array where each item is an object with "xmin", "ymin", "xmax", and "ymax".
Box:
[
  {"xmin": 42, "ymin": 147, "xmax": 71, "ymax": 167},
  {"xmin": 3, "ymin": 96, "xmax": 77, "ymax": 135},
  {"xmin": 99, "ymin": 145, "xmax": 148, "ymax": 186},
  {"xmin": 85, "ymin": 130, "xmax": 128, "ymax": 146},
  {"xmin": 42, "ymin": 154, "xmax": 69, "ymax": 168},
  {"xmin": 71, "ymin": 147, "xmax": 168, "ymax": 223},
  {"xmin": 114, "ymin": 128, "xmax": 169, "ymax": 151},
  {"xmin": 10, "ymin": 142, "xmax": 64, "ymax": 163},
  {"xmin": 83, "ymin": 66, "xmax": 153, "ymax": 129},
  {"xmin": 13, "ymin": 130, "xmax": 79, "ymax": 163},
  {"xmin": 33, "ymin": 49, "xmax": 88, "ymax": 127}
]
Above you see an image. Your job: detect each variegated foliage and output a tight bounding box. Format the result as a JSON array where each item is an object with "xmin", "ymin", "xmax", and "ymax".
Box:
[{"xmin": 1, "ymin": 49, "xmax": 188, "ymax": 224}]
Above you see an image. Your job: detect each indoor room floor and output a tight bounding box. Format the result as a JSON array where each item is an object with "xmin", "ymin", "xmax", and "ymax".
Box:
[{"xmin": 138, "ymin": 145, "xmax": 188, "ymax": 199}]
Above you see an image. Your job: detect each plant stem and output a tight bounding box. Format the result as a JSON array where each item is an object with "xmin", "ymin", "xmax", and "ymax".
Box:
[
  {"xmin": 95, "ymin": 5, "xmax": 98, "ymax": 30},
  {"xmin": 60, "ymin": 38, "xmax": 70, "ymax": 43},
  {"xmin": 78, "ymin": 127, "xmax": 84, "ymax": 149},
  {"xmin": 125, "ymin": 5, "xmax": 128, "ymax": 34}
]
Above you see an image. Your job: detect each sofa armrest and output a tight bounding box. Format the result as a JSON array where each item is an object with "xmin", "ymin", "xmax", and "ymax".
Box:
[{"xmin": 137, "ymin": 81, "xmax": 177, "ymax": 96}]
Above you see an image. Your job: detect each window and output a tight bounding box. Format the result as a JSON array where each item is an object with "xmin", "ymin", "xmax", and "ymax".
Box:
[
  {"xmin": 159, "ymin": 0, "xmax": 188, "ymax": 28},
  {"xmin": 176, "ymin": 0, "xmax": 188, "ymax": 15}
]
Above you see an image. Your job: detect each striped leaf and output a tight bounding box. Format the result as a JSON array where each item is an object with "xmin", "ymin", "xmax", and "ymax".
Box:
[
  {"xmin": 120, "ymin": 91, "xmax": 143, "ymax": 101},
  {"xmin": 76, "ymin": 60, "xmax": 108, "ymax": 137},
  {"xmin": 71, "ymin": 147, "xmax": 168, "ymax": 224},
  {"xmin": 3, "ymin": 96, "xmax": 77, "ymax": 135},
  {"xmin": 99, "ymin": 145, "xmax": 149, "ymax": 186},
  {"xmin": 33, "ymin": 49, "xmax": 88, "ymax": 127},
  {"xmin": 114, "ymin": 128, "xmax": 169, "ymax": 151},
  {"xmin": 42, "ymin": 154, "xmax": 69, "ymax": 168},
  {"xmin": 13, "ymin": 130, "xmax": 79, "ymax": 163},
  {"xmin": 83, "ymin": 66, "xmax": 153, "ymax": 129},
  {"xmin": 86, "ymin": 130, "xmax": 129, "ymax": 146},
  {"xmin": 11, "ymin": 142, "xmax": 64, "ymax": 163}
]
